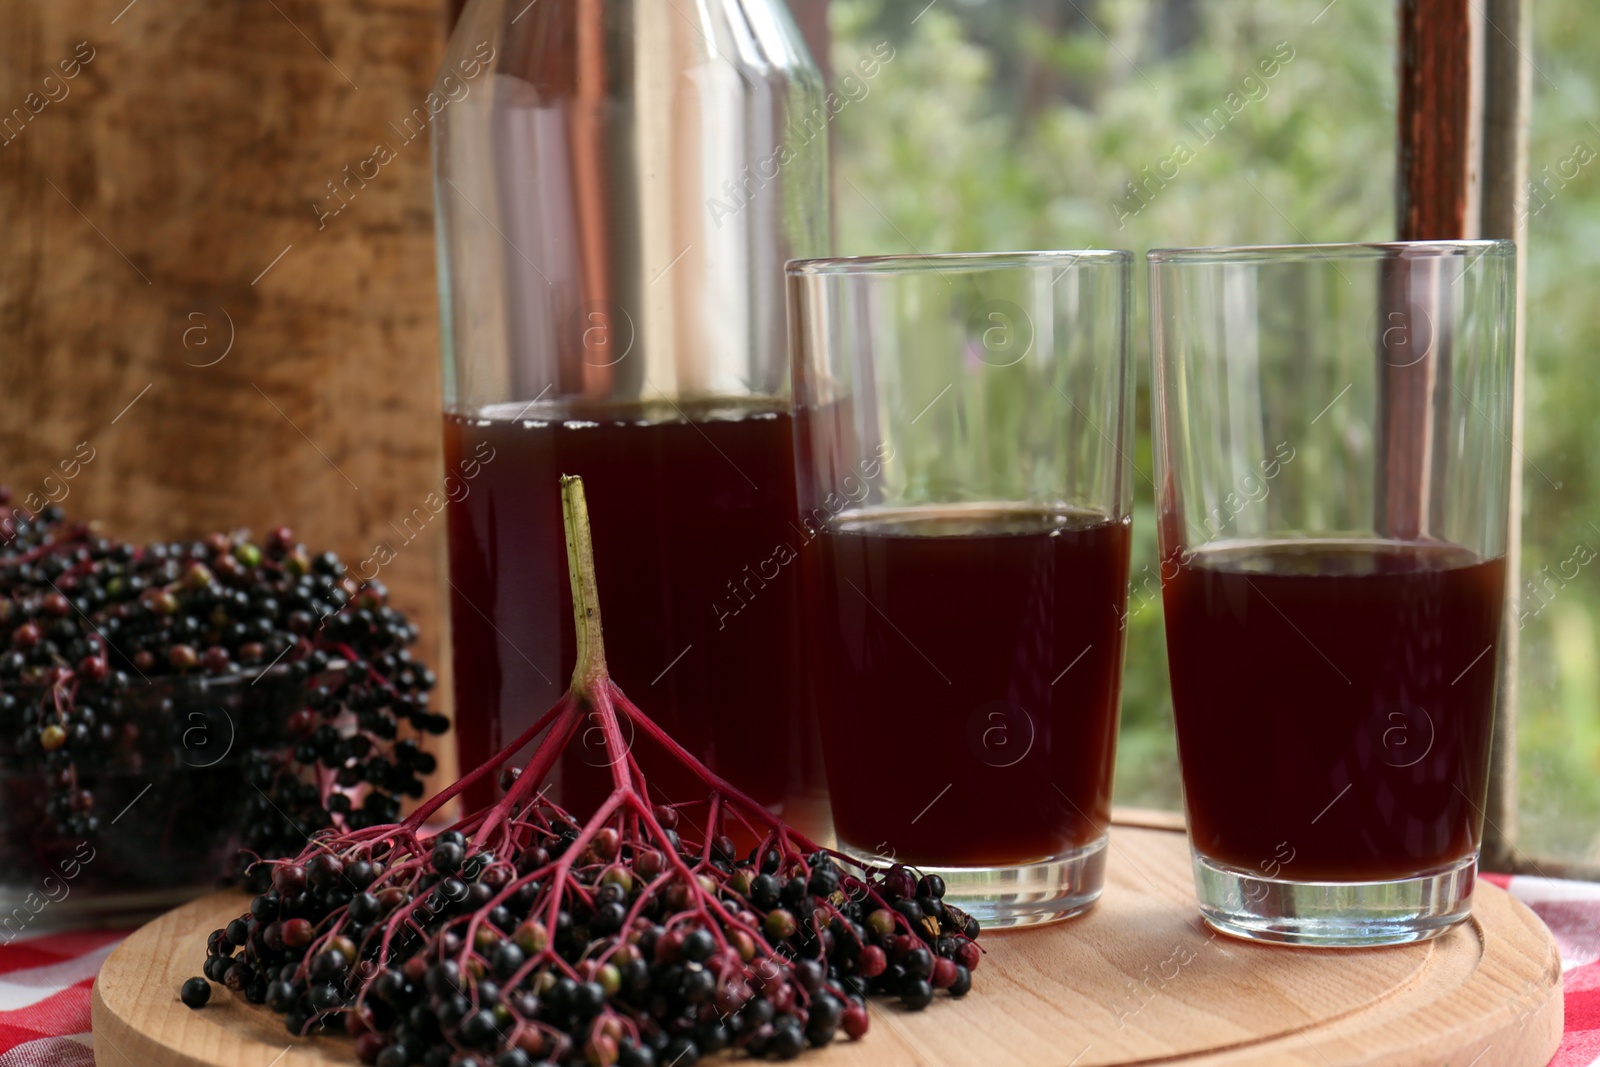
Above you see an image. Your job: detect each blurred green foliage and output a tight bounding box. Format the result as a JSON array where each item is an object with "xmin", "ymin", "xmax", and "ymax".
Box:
[
  {"xmin": 1516, "ymin": 0, "xmax": 1600, "ymax": 862},
  {"xmin": 828, "ymin": 0, "xmax": 1600, "ymax": 859}
]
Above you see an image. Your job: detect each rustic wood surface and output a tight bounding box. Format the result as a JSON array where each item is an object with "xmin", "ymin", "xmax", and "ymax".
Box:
[
  {"xmin": 91, "ymin": 824, "xmax": 1564, "ymax": 1067},
  {"xmin": 0, "ymin": 0, "xmax": 454, "ymax": 769}
]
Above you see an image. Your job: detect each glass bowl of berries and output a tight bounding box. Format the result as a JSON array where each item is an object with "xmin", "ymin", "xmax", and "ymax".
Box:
[{"xmin": 0, "ymin": 504, "xmax": 446, "ymax": 926}]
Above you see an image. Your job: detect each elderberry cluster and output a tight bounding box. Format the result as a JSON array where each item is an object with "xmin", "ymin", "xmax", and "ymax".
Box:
[
  {"xmin": 0, "ymin": 490, "xmax": 445, "ymax": 887},
  {"xmin": 192, "ymin": 805, "xmax": 979, "ymax": 1067},
  {"xmin": 187, "ymin": 474, "xmax": 981, "ymax": 1064}
]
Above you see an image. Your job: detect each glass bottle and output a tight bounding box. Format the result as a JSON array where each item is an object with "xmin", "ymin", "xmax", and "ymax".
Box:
[{"xmin": 432, "ymin": 0, "xmax": 830, "ymax": 834}]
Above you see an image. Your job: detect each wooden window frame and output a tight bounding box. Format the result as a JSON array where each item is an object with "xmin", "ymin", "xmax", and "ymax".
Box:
[{"xmin": 1398, "ymin": 0, "xmax": 1539, "ymax": 874}]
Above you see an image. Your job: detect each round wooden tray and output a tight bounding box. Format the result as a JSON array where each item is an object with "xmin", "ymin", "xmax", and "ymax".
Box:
[{"xmin": 91, "ymin": 823, "xmax": 1563, "ymax": 1067}]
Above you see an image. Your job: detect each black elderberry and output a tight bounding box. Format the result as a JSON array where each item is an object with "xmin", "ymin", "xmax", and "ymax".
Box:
[
  {"xmin": 571, "ymin": 980, "xmax": 606, "ymax": 1018},
  {"xmin": 265, "ymin": 980, "xmax": 296, "ymax": 1012},
  {"xmin": 224, "ymin": 961, "xmax": 254, "ymax": 991},
  {"xmin": 680, "ymin": 928, "xmax": 714, "ymax": 963},
  {"xmin": 308, "ymin": 982, "xmax": 344, "ymax": 1012},
  {"xmin": 180, "ymin": 977, "xmax": 211, "ymax": 1009},
  {"xmin": 680, "ymin": 966, "xmax": 715, "ymax": 1004},
  {"xmin": 662, "ymin": 1037, "xmax": 699, "ymax": 1067},
  {"xmin": 789, "ymin": 959, "xmax": 821, "ymax": 995},
  {"xmin": 309, "ymin": 949, "xmax": 347, "ymax": 981},
  {"xmin": 739, "ymin": 997, "xmax": 775, "ymax": 1030},
  {"xmin": 621, "ymin": 957, "xmax": 650, "ymax": 994},
  {"xmin": 883, "ymin": 868, "xmax": 917, "ymax": 901},
  {"xmin": 250, "ymin": 891, "xmax": 281, "ymax": 922},
  {"xmin": 806, "ymin": 992, "xmax": 842, "ymax": 1046},
  {"xmin": 744, "ymin": 1023, "xmax": 775, "ymax": 1057},
  {"xmin": 458, "ymin": 1008, "xmax": 499, "ymax": 1047},
  {"xmin": 768, "ymin": 1020, "xmax": 806, "ymax": 1060},
  {"xmin": 591, "ymin": 899, "xmax": 626, "ymax": 934},
  {"xmin": 436, "ymin": 993, "xmax": 471, "ymax": 1028},
  {"xmin": 409, "ymin": 1006, "xmax": 442, "ymax": 1039},
  {"xmin": 491, "ymin": 941, "xmax": 524, "ymax": 980},
  {"xmin": 617, "ymin": 1041, "xmax": 656, "ymax": 1067},
  {"xmin": 307, "ymin": 852, "xmax": 344, "ymax": 889},
  {"xmin": 899, "ymin": 977, "xmax": 934, "ymax": 1010},
  {"xmin": 476, "ymin": 979, "xmax": 503, "ymax": 1010},
  {"xmin": 348, "ymin": 891, "xmax": 382, "ymax": 923},
  {"xmin": 807, "ymin": 865, "xmax": 840, "ymax": 898},
  {"xmin": 749, "ymin": 872, "xmax": 781, "ymax": 910},
  {"xmin": 426, "ymin": 960, "xmax": 461, "ymax": 997}
]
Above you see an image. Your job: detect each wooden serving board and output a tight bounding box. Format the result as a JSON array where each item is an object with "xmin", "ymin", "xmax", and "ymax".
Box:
[{"xmin": 92, "ymin": 824, "xmax": 1563, "ymax": 1067}]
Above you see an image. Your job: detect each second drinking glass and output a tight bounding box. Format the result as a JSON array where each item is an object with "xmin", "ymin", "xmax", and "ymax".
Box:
[
  {"xmin": 1150, "ymin": 240, "xmax": 1515, "ymax": 945},
  {"xmin": 788, "ymin": 251, "xmax": 1134, "ymax": 927}
]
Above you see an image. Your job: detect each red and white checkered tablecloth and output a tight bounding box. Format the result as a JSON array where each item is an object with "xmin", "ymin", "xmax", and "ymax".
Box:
[{"xmin": 2, "ymin": 876, "xmax": 1596, "ymax": 1066}]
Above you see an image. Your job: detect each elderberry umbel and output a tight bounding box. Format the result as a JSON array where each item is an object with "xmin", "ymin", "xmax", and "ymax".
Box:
[
  {"xmin": 0, "ymin": 489, "xmax": 445, "ymax": 898},
  {"xmin": 188, "ymin": 477, "xmax": 981, "ymax": 1065}
]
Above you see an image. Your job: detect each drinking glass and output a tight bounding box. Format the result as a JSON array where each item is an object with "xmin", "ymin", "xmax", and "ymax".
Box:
[
  {"xmin": 788, "ymin": 251, "xmax": 1134, "ymax": 927},
  {"xmin": 1149, "ymin": 240, "xmax": 1515, "ymax": 945}
]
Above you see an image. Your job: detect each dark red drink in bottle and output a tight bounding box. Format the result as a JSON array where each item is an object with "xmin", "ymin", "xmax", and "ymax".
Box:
[
  {"xmin": 430, "ymin": 0, "xmax": 829, "ymax": 828},
  {"xmin": 443, "ymin": 402, "xmax": 824, "ymax": 830}
]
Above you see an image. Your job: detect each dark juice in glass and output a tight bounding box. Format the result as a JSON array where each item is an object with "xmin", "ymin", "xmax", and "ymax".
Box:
[
  {"xmin": 441, "ymin": 400, "xmax": 824, "ymax": 832},
  {"xmin": 1162, "ymin": 540, "xmax": 1505, "ymax": 881},
  {"xmin": 811, "ymin": 505, "xmax": 1131, "ymax": 868}
]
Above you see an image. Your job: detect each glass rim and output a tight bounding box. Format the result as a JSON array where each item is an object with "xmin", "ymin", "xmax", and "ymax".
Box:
[
  {"xmin": 1147, "ymin": 239, "xmax": 1514, "ymax": 265},
  {"xmin": 786, "ymin": 249, "xmax": 1132, "ymax": 276}
]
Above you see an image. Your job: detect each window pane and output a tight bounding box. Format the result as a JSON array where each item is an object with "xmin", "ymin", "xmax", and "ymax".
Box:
[
  {"xmin": 831, "ymin": 0, "xmax": 1397, "ymax": 809},
  {"xmin": 1515, "ymin": 0, "xmax": 1600, "ymax": 865}
]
